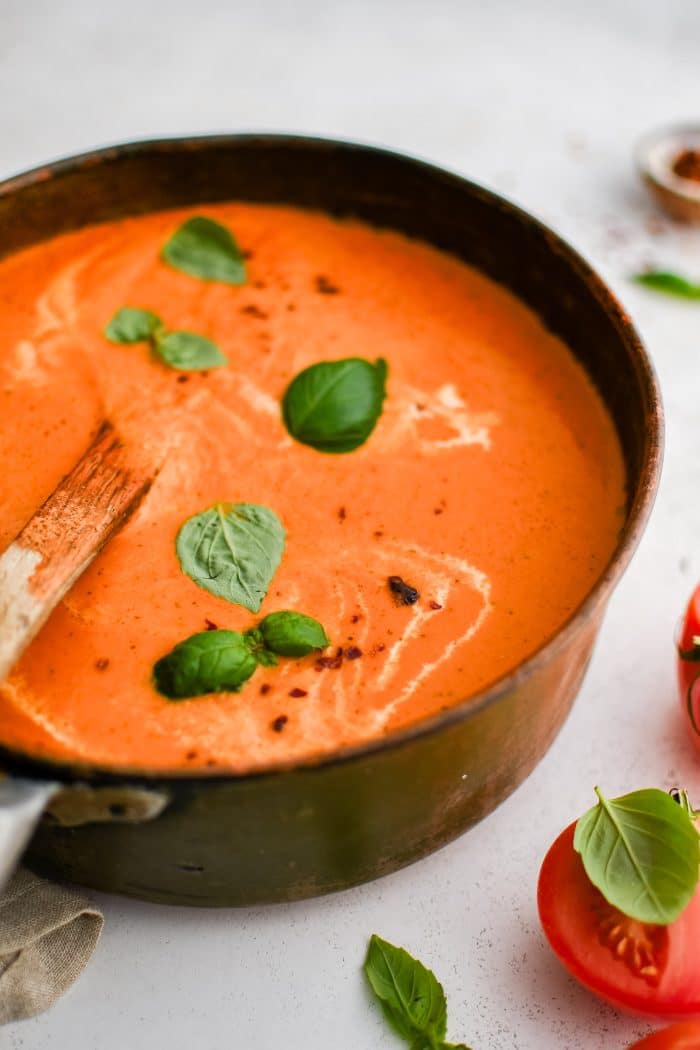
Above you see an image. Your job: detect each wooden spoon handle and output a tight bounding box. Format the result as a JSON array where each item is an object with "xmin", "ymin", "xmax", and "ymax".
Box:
[{"xmin": 0, "ymin": 422, "xmax": 155, "ymax": 682}]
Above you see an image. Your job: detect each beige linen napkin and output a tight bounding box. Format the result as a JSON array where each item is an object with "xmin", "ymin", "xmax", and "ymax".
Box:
[{"xmin": 0, "ymin": 868, "xmax": 103, "ymax": 1023}]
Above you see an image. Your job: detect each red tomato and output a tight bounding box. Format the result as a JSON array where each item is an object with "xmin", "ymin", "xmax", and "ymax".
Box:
[
  {"xmin": 678, "ymin": 584, "xmax": 700, "ymax": 749},
  {"xmin": 538, "ymin": 823, "xmax": 700, "ymax": 1018},
  {"xmin": 628, "ymin": 1022, "xmax": 700, "ymax": 1048}
]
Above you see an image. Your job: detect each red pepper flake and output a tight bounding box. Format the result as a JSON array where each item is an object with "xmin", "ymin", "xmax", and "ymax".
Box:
[
  {"xmin": 369, "ymin": 643, "xmax": 386, "ymax": 656},
  {"xmin": 240, "ymin": 304, "xmax": 268, "ymax": 319},
  {"xmin": 289, "ymin": 687, "xmax": 308, "ymax": 698},
  {"xmin": 429, "ymin": 600, "xmax": 443, "ymax": 611},
  {"xmin": 315, "ymin": 646, "xmax": 344, "ymax": 671},
  {"xmin": 287, "ymin": 303, "xmax": 296, "ymax": 312},
  {"xmin": 186, "ymin": 750, "xmax": 198, "ymax": 760},
  {"xmin": 374, "ymin": 530, "xmax": 384, "ymax": 538},
  {"xmin": 351, "ymin": 613, "xmax": 361, "ymax": 624},
  {"xmin": 176, "ymin": 374, "xmax": 190, "ymax": 384},
  {"xmin": 253, "ymin": 280, "xmax": 266, "ymax": 289},
  {"xmin": 260, "ymin": 683, "xmax": 272, "ymax": 695},
  {"xmin": 338, "ymin": 506, "xmax": 347, "ymax": 521},
  {"xmin": 315, "ymin": 275, "xmax": 340, "ymax": 295},
  {"xmin": 272, "ymin": 715, "xmax": 288, "ymax": 733},
  {"xmin": 345, "ymin": 646, "xmax": 362, "ymax": 660},
  {"xmin": 206, "ymin": 758, "xmax": 217, "ymax": 767},
  {"xmin": 95, "ymin": 658, "xmax": 110, "ymax": 671},
  {"xmin": 204, "ymin": 619, "xmax": 218, "ymax": 631},
  {"xmin": 388, "ymin": 575, "xmax": 420, "ymax": 605}
]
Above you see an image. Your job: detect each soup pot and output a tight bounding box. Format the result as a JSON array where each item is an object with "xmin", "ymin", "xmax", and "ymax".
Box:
[{"xmin": 0, "ymin": 135, "xmax": 662, "ymax": 906}]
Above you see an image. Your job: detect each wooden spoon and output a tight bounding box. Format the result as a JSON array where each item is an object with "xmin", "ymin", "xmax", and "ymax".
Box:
[{"xmin": 0, "ymin": 421, "xmax": 156, "ymax": 682}]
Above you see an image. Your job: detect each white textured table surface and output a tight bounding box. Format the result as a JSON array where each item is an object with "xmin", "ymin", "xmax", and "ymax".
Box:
[{"xmin": 3, "ymin": 2, "xmax": 700, "ymax": 1047}]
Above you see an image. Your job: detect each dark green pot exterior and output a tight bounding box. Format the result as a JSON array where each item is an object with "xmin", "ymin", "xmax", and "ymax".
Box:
[{"xmin": 0, "ymin": 136, "xmax": 662, "ymax": 906}]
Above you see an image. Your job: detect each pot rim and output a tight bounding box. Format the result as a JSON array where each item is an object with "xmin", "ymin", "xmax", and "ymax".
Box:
[{"xmin": 0, "ymin": 132, "xmax": 664, "ymax": 785}]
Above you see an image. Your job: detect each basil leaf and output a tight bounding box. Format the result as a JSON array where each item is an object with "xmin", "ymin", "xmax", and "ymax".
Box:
[
  {"xmin": 105, "ymin": 306, "xmax": 162, "ymax": 343},
  {"xmin": 162, "ymin": 216, "xmax": 246, "ymax": 285},
  {"xmin": 176, "ymin": 502, "xmax": 286, "ymax": 613},
  {"xmin": 258, "ymin": 611, "xmax": 329, "ymax": 657},
  {"xmin": 153, "ymin": 629, "xmax": 256, "ymax": 699},
  {"xmin": 634, "ymin": 271, "xmax": 700, "ymax": 299},
  {"xmin": 154, "ymin": 330, "xmax": 227, "ymax": 371},
  {"xmin": 574, "ymin": 787, "xmax": 700, "ymax": 925},
  {"xmin": 243, "ymin": 628, "xmax": 279, "ymax": 668},
  {"xmin": 282, "ymin": 357, "xmax": 388, "ymax": 453},
  {"xmin": 364, "ymin": 935, "xmax": 448, "ymax": 1046}
]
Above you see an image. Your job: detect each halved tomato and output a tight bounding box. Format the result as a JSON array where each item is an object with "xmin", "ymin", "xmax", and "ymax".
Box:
[
  {"xmin": 678, "ymin": 584, "xmax": 700, "ymax": 750},
  {"xmin": 538, "ymin": 823, "xmax": 700, "ymax": 1018},
  {"xmin": 628, "ymin": 1022, "xmax": 700, "ymax": 1048}
]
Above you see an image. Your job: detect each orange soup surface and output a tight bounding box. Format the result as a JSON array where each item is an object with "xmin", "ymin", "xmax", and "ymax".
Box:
[{"xmin": 0, "ymin": 204, "xmax": 625, "ymax": 772}]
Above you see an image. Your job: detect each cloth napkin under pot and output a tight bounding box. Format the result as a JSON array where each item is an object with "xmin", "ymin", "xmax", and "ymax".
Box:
[{"xmin": 0, "ymin": 868, "xmax": 103, "ymax": 1023}]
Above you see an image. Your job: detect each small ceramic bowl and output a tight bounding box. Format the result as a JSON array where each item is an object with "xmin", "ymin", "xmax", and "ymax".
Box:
[{"xmin": 637, "ymin": 124, "xmax": 700, "ymax": 223}]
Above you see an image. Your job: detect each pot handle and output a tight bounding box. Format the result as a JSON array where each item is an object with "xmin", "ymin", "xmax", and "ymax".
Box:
[{"xmin": 0, "ymin": 778, "xmax": 59, "ymax": 891}]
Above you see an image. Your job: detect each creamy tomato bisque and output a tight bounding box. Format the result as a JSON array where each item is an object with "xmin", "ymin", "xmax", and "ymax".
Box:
[{"xmin": 0, "ymin": 204, "xmax": 625, "ymax": 771}]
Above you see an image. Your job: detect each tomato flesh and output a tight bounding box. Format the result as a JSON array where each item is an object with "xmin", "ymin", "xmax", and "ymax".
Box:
[
  {"xmin": 628, "ymin": 1022, "xmax": 700, "ymax": 1048},
  {"xmin": 678, "ymin": 584, "xmax": 700, "ymax": 750},
  {"xmin": 538, "ymin": 823, "xmax": 700, "ymax": 1018}
]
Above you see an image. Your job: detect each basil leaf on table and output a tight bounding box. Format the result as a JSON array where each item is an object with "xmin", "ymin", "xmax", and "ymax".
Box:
[
  {"xmin": 364, "ymin": 935, "xmax": 471, "ymax": 1050},
  {"xmin": 282, "ymin": 357, "xmax": 388, "ymax": 453},
  {"xmin": 153, "ymin": 629, "xmax": 256, "ymax": 699},
  {"xmin": 574, "ymin": 787, "xmax": 700, "ymax": 924},
  {"xmin": 105, "ymin": 307, "xmax": 163, "ymax": 343},
  {"xmin": 162, "ymin": 216, "xmax": 247, "ymax": 285},
  {"xmin": 258, "ymin": 610, "xmax": 329, "ymax": 657},
  {"xmin": 634, "ymin": 271, "xmax": 700, "ymax": 299},
  {"xmin": 176, "ymin": 502, "xmax": 286, "ymax": 613},
  {"xmin": 154, "ymin": 330, "xmax": 227, "ymax": 371}
]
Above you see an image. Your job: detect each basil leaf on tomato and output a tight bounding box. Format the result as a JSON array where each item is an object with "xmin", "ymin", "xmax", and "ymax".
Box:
[
  {"xmin": 282, "ymin": 357, "xmax": 387, "ymax": 453},
  {"xmin": 176, "ymin": 502, "xmax": 286, "ymax": 613},
  {"xmin": 574, "ymin": 787, "xmax": 700, "ymax": 925},
  {"xmin": 154, "ymin": 329, "xmax": 227, "ymax": 371},
  {"xmin": 153, "ymin": 629, "xmax": 256, "ymax": 699},
  {"xmin": 162, "ymin": 216, "xmax": 246, "ymax": 285}
]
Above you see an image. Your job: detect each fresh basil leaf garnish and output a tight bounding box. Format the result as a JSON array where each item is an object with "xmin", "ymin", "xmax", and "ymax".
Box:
[
  {"xmin": 105, "ymin": 307, "xmax": 163, "ymax": 344},
  {"xmin": 154, "ymin": 330, "xmax": 227, "ymax": 371},
  {"xmin": 153, "ymin": 629, "xmax": 257, "ymax": 699},
  {"xmin": 243, "ymin": 627, "xmax": 279, "ymax": 668},
  {"xmin": 258, "ymin": 611, "xmax": 329, "ymax": 657},
  {"xmin": 634, "ymin": 271, "xmax": 700, "ymax": 299},
  {"xmin": 282, "ymin": 357, "xmax": 388, "ymax": 453},
  {"xmin": 574, "ymin": 787, "xmax": 700, "ymax": 925},
  {"xmin": 176, "ymin": 502, "xmax": 286, "ymax": 613},
  {"xmin": 162, "ymin": 216, "xmax": 247, "ymax": 285},
  {"xmin": 364, "ymin": 936, "xmax": 471, "ymax": 1050}
]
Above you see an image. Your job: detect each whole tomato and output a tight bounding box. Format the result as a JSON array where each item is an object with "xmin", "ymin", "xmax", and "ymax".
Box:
[{"xmin": 678, "ymin": 585, "xmax": 700, "ymax": 749}]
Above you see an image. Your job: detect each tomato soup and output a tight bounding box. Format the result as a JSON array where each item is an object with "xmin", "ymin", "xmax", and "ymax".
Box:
[{"xmin": 0, "ymin": 204, "xmax": 625, "ymax": 771}]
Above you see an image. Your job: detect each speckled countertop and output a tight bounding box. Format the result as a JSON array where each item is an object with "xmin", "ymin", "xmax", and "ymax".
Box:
[{"xmin": 2, "ymin": 2, "xmax": 700, "ymax": 1047}]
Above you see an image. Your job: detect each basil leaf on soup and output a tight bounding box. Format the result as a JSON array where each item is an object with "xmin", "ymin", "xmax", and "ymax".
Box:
[
  {"xmin": 282, "ymin": 357, "xmax": 388, "ymax": 453},
  {"xmin": 243, "ymin": 627, "xmax": 279, "ymax": 668},
  {"xmin": 258, "ymin": 611, "xmax": 329, "ymax": 657},
  {"xmin": 634, "ymin": 271, "xmax": 700, "ymax": 299},
  {"xmin": 574, "ymin": 787, "xmax": 700, "ymax": 925},
  {"xmin": 176, "ymin": 502, "xmax": 286, "ymax": 613},
  {"xmin": 364, "ymin": 935, "xmax": 448, "ymax": 1047},
  {"xmin": 281, "ymin": 356, "xmax": 388, "ymax": 451},
  {"xmin": 162, "ymin": 216, "xmax": 247, "ymax": 285},
  {"xmin": 154, "ymin": 330, "xmax": 227, "ymax": 371},
  {"xmin": 105, "ymin": 306, "xmax": 163, "ymax": 344},
  {"xmin": 153, "ymin": 629, "xmax": 257, "ymax": 699}
]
